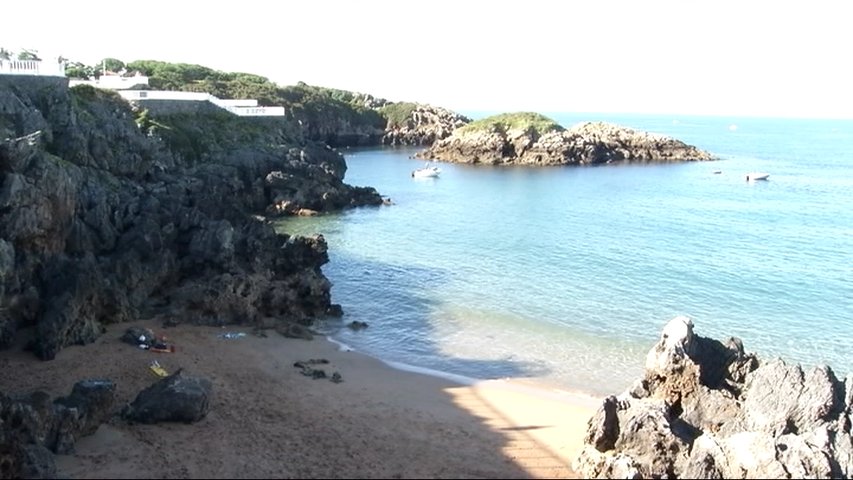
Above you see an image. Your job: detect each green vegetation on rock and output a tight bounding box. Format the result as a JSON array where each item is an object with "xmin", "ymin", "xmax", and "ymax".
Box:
[
  {"xmin": 126, "ymin": 60, "xmax": 281, "ymax": 106},
  {"xmin": 278, "ymin": 82, "xmax": 385, "ymax": 130},
  {"xmin": 378, "ymin": 102, "xmax": 418, "ymax": 128},
  {"xmin": 459, "ymin": 112, "xmax": 564, "ymax": 135},
  {"xmin": 150, "ymin": 111, "xmax": 299, "ymax": 162},
  {"xmin": 69, "ymin": 84, "xmax": 125, "ymax": 117}
]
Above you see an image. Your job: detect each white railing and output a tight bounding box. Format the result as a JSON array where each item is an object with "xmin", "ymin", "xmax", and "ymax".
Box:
[
  {"xmin": 0, "ymin": 59, "xmax": 66, "ymax": 77},
  {"xmin": 116, "ymin": 90, "xmax": 285, "ymax": 117}
]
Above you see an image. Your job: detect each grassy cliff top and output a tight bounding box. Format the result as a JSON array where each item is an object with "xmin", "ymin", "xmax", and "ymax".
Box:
[{"xmin": 458, "ymin": 112, "xmax": 564, "ymax": 135}]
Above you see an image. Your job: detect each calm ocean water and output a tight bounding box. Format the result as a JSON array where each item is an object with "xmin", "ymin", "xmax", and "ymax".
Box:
[{"xmin": 276, "ymin": 113, "xmax": 853, "ymax": 398}]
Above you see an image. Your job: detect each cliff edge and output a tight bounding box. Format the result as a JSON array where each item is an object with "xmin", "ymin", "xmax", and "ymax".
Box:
[{"xmin": 0, "ymin": 76, "xmax": 382, "ymax": 360}]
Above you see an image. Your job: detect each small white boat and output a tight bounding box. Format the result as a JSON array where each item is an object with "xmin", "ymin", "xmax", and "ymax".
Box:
[
  {"xmin": 745, "ymin": 172, "xmax": 770, "ymax": 181},
  {"xmin": 412, "ymin": 164, "xmax": 441, "ymax": 178}
]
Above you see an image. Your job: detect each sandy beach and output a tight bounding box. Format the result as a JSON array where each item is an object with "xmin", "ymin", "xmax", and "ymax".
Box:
[{"xmin": 0, "ymin": 319, "xmax": 599, "ymax": 479}]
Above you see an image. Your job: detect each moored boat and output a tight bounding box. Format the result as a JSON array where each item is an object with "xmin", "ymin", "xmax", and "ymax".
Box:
[
  {"xmin": 746, "ymin": 172, "xmax": 769, "ymax": 181},
  {"xmin": 412, "ymin": 164, "xmax": 441, "ymax": 178}
]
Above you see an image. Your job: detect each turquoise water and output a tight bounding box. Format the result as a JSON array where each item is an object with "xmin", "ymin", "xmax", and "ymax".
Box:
[{"xmin": 277, "ymin": 113, "xmax": 853, "ymax": 397}]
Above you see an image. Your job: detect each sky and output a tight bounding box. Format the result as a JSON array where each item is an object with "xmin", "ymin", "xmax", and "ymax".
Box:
[{"xmin": 3, "ymin": 0, "xmax": 853, "ymax": 119}]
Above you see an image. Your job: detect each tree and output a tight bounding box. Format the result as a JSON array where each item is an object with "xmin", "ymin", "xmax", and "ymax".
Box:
[
  {"xmin": 17, "ymin": 49, "xmax": 41, "ymax": 61},
  {"xmin": 98, "ymin": 58, "xmax": 126, "ymax": 75},
  {"xmin": 65, "ymin": 61, "xmax": 94, "ymax": 79},
  {"xmin": 0, "ymin": 48, "xmax": 11, "ymax": 61}
]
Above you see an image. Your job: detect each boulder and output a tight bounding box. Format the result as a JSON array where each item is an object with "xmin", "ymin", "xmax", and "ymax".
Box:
[{"xmin": 121, "ymin": 369, "xmax": 212, "ymax": 424}]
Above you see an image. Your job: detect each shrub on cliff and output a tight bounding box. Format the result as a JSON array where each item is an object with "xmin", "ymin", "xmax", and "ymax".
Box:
[
  {"xmin": 278, "ymin": 83, "xmax": 385, "ymax": 128},
  {"xmin": 378, "ymin": 102, "xmax": 418, "ymax": 128},
  {"xmin": 150, "ymin": 111, "xmax": 299, "ymax": 162}
]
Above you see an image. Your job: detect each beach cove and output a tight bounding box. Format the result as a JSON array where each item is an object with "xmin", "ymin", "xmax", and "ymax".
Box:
[{"xmin": 0, "ymin": 320, "xmax": 596, "ymax": 478}]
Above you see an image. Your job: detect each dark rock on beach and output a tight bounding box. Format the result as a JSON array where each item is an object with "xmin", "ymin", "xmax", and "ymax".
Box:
[
  {"xmin": 0, "ymin": 379, "xmax": 116, "ymax": 478},
  {"xmin": 121, "ymin": 369, "xmax": 212, "ymax": 424}
]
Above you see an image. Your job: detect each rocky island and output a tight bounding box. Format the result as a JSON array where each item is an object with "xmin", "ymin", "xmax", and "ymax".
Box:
[{"xmin": 417, "ymin": 112, "xmax": 715, "ymax": 166}]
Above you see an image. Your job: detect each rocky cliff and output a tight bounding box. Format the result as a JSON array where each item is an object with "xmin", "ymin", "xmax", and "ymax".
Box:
[
  {"xmin": 379, "ymin": 102, "xmax": 470, "ymax": 146},
  {"xmin": 0, "ymin": 76, "xmax": 383, "ymax": 360},
  {"xmin": 274, "ymin": 84, "xmax": 470, "ymax": 148},
  {"xmin": 417, "ymin": 113, "xmax": 715, "ymax": 166},
  {"xmin": 292, "ymin": 100, "xmax": 469, "ymax": 148},
  {"xmin": 574, "ymin": 316, "xmax": 853, "ymax": 479}
]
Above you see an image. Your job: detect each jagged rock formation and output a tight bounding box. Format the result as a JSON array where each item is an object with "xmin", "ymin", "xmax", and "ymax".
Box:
[
  {"xmin": 0, "ymin": 76, "xmax": 384, "ymax": 360},
  {"xmin": 380, "ymin": 103, "xmax": 470, "ymax": 146},
  {"xmin": 574, "ymin": 316, "xmax": 853, "ymax": 479},
  {"xmin": 0, "ymin": 379, "xmax": 116, "ymax": 478},
  {"xmin": 418, "ymin": 113, "xmax": 714, "ymax": 166}
]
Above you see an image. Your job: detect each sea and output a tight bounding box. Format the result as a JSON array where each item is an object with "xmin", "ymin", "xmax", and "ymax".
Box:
[{"xmin": 275, "ymin": 112, "xmax": 853, "ymax": 398}]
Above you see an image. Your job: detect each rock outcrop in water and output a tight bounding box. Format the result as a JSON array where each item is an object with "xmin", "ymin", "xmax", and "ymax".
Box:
[
  {"xmin": 417, "ymin": 112, "xmax": 715, "ymax": 166},
  {"xmin": 574, "ymin": 316, "xmax": 853, "ymax": 479},
  {"xmin": 0, "ymin": 75, "xmax": 383, "ymax": 360}
]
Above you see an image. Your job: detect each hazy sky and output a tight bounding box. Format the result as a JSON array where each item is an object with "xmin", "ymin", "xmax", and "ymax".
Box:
[{"xmin": 4, "ymin": 0, "xmax": 852, "ymax": 118}]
